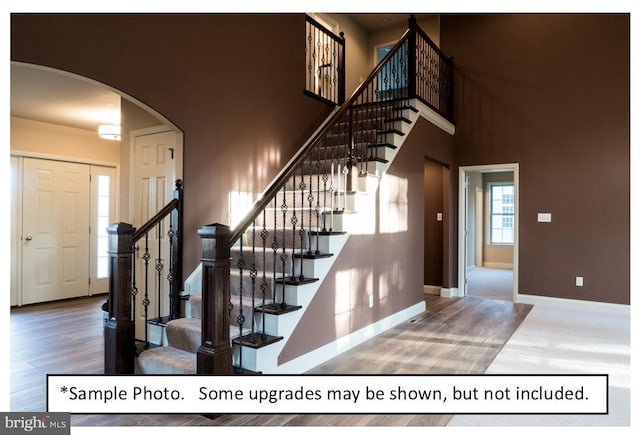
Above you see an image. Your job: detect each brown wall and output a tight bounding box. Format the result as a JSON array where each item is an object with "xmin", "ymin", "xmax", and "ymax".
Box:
[
  {"xmin": 11, "ymin": 13, "xmax": 333, "ymax": 273},
  {"xmin": 279, "ymin": 117, "xmax": 455, "ymax": 364},
  {"xmin": 441, "ymin": 14, "xmax": 629, "ymax": 304}
]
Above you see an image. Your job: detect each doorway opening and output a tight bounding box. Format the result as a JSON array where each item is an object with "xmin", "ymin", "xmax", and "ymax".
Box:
[
  {"xmin": 424, "ymin": 158, "xmax": 450, "ymax": 295},
  {"xmin": 458, "ymin": 164, "xmax": 519, "ymax": 302},
  {"xmin": 10, "ymin": 62, "xmax": 183, "ymax": 307}
]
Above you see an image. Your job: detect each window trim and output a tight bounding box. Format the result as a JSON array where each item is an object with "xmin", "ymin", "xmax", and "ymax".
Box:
[{"xmin": 487, "ymin": 182, "xmax": 515, "ymax": 246}]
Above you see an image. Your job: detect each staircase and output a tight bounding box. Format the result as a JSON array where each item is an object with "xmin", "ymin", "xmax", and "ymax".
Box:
[
  {"xmin": 104, "ymin": 15, "xmax": 454, "ymax": 376},
  {"xmin": 136, "ymin": 100, "xmax": 421, "ymax": 374}
]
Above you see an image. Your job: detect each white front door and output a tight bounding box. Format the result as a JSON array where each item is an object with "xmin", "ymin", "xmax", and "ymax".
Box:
[
  {"xmin": 132, "ymin": 128, "xmax": 178, "ymax": 340},
  {"xmin": 21, "ymin": 158, "xmax": 91, "ymax": 304}
]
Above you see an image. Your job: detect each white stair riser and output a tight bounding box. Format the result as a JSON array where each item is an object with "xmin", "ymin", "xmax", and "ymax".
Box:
[
  {"xmin": 358, "ymin": 174, "xmax": 380, "ymax": 192},
  {"xmin": 232, "ymin": 341, "xmax": 284, "ymax": 372},
  {"xmin": 383, "ymin": 119, "xmax": 410, "ymax": 131},
  {"xmin": 345, "ymin": 192, "xmax": 374, "ymax": 212},
  {"xmin": 257, "ymin": 310, "xmax": 303, "ymax": 337},
  {"xmin": 148, "ymin": 324, "xmax": 167, "ymax": 346},
  {"xmin": 368, "ymin": 146, "xmax": 397, "ymax": 162}
]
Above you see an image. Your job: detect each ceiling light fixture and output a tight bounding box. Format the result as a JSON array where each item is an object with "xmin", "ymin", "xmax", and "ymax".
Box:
[{"xmin": 98, "ymin": 124, "xmax": 121, "ymax": 141}]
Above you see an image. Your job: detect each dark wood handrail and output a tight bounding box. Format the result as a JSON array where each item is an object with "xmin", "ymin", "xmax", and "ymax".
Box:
[
  {"xmin": 133, "ymin": 198, "xmax": 179, "ymax": 243},
  {"xmin": 305, "ymin": 15, "xmax": 345, "ymax": 43},
  {"xmin": 230, "ymin": 27, "xmax": 413, "ymax": 244}
]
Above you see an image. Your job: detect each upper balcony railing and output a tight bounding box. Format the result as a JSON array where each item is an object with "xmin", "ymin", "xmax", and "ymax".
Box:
[{"xmin": 304, "ymin": 15, "xmax": 346, "ymax": 105}]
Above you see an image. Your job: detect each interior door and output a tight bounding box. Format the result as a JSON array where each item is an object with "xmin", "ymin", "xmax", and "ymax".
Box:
[
  {"xmin": 132, "ymin": 129, "xmax": 177, "ymax": 340},
  {"xmin": 22, "ymin": 158, "xmax": 90, "ymax": 304}
]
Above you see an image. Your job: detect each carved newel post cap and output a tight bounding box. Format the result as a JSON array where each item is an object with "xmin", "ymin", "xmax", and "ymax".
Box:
[
  {"xmin": 198, "ymin": 223, "xmax": 231, "ymax": 239},
  {"xmin": 106, "ymin": 222, "xmax": 135, "ymax": 235}
]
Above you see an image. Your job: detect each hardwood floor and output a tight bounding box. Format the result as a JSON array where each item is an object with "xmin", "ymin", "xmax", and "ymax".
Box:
[
  {"xmin": 10, "ymin": 294, "xmax": 532, "ymax": 426},
  {"xmin": 10, "ymin": 296, "xmax": 106, "ymax": 412}
]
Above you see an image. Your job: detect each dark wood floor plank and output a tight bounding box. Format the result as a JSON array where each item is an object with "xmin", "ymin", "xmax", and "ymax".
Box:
[{"xmin": 10, "ymin": 294, "xmax": 531, "ymax": 426}]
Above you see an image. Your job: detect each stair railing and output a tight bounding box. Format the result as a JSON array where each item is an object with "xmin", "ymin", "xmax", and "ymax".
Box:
[
  {"xmin": 105, "ymin": 180, "xmax": 183, "ymax": 374},
  {"xmin": 197, "ymin": 16, "xmax": 454, "ymax": 375},
  {"xmin": 304, "ymin": 15, "xmax": 346, "ymax": 105}
]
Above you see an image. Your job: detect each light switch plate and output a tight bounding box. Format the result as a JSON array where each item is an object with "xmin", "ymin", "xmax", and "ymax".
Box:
[
  {"xmin": 537, "ymin": 213, "xmax": 552, "ymax": 222},
  {"xmin": 437, "ymin": 213, "xmax": 443, "ymax": 222}
]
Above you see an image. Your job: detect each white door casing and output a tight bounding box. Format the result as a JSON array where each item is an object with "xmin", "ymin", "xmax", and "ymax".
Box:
[{"xmin": 458, "ymin": 164, "xmax": 519, "ymax": 301}]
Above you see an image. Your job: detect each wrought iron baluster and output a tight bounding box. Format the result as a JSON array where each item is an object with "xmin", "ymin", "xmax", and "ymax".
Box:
[
  {"xmin": 342, "ymin": 162, "xmax": 349, "ymax": 211},
  {"xmin": 260, "ymin": 210, "xmax": 268, "ymax": 339},
  {"xmin": 306, "ymin": 153, "xmax": 314, "ymax": 255},
  {"xmin": 298, "ymin": 167, "xmax": 306, "ymax": 279},
  {"xmin": 315, "ymin": 152, "xmax": 321, "ymax": 254},
  {"xmin": 322, "ymin": 144, "xmax": 328, "ymax": 232},
  {"xmin": 156, "ymin": 222, "xmax": 163, "ymax": 324},
  {"xmin": 250, "ymin": 221, "xmax": 257, "ymax": 341},
  {"xmin": 142, "ymin": 234, "xmax": 150, "ymax": 348},
  {"xmin": 167, "ymin": 214, "xmax": 175, "ymax": 320},
  {"xmin": 237, "ymin": 236, "xmax": 245, "ymax": 371},
  {"xmin": 330, "ymin": 153, "xmax": 335, "ymax": 232},
  {"xmin": 131, "ymin": 244, "xmax": 137, "ymax": 321},
  {"xmin": 271, "ymin": 196, "xmax": 279, "ymax": 310},
  {"xmin": 280, "ymin": 187, "xmax": 288, "ymax": 308},
  {"xmin": 291, "ymin": 173, "xmax": 298, "ymax": 280}
]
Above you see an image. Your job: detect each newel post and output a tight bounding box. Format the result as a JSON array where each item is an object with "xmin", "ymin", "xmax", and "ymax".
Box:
[
  {"xmin": 196, "ymin": 223, "xmax": 233, "ymax": 374},
  {"xmin": 104, "ymin": 223, "xmax": 135, "ymax": 374}
]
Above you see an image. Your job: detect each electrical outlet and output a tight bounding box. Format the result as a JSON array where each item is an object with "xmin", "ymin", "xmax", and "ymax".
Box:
[{"xmin": 576, "ymin": 276, "xmax": 584, "ymax": 287}]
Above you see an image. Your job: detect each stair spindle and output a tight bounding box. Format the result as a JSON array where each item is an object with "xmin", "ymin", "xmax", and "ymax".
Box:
[
  {"xmin": 291, "ymin": 173, "xmax": 298, "ymax": 281},
  {"xmin": 298, "ymin": 167, "xmax": 306, "ymax": 279},
  {"xmin": 250, "ymin": 221, "xmax": 257, "ymax": 341},
  {"xmin": 315, "ymin": 153, "xmax": 321, "ymax": 253},
  {"xmin": 237, "ymin": 236, "xmax": 245, "ymax": 371},
  {"xmin": 156, "ymin": 222, "xmax": 162, "ymax": 325},
  {"xmin": 272, "ymin": 195, "xmax": 278, "ymax": 310},
  {"xmin": 280, "ymin": 187, "xmax": 287, "ymax": 309},
  {"xmin": 307, "ymin": 153, "xmax": 314, "ymax": 255},
  {"xmin": 260, "ymin": 210, "xmax": 268, "ymax": 340},
  {"xmin": 142, "ymin": 234, "xmax": 150, "ymax": 348}
]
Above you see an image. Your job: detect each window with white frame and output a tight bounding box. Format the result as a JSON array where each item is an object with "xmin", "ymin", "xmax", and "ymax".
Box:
[
  {"xmin": 96, "ymin": 175, "xmax": 111, "ymax": 279},
  {"xmin": 489, "ymin": 183, "xmax": 514, "ymax": 244}
]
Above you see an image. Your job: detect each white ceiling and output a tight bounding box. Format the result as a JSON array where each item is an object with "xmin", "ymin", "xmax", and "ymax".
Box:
[{"xmin": 11, "ymin": 63, "xmax": 121, "ymax": 132}]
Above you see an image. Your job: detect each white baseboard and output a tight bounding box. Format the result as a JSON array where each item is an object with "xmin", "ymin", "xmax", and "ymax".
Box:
[
  {"xmin": 276, "ymin": 300, "xmax": 426, "ymax": 374},
  {"xmin": 516, "ymin": 294, "xmax": 630, "ymax": 316},
  {"xmin": 482, "ymin": 262, "xmax": 513, "ymax": 270},
  {"xmin": 440, "ymin": 287, "xmax": 461, "ymax": 298},
  {"xmin": 423, "ymin": 285, "xmax": 441, "ymax": 295}
]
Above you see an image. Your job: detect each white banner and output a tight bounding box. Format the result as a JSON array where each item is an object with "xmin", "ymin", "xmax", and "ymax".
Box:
[{"xmin": 47, "ymin": 374, "xmax": 608, "ymax": 415}]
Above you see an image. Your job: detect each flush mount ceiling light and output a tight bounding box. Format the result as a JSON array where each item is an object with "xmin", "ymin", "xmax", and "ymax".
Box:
[{"xmin": 98, "ymin": 124, "xmax": 121, "ymax": 141}]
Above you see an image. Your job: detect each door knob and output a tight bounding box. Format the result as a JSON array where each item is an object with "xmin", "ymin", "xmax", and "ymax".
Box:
[{"xmin": 24, "ymin": 236, "xmax": 32, "ymax": 241}]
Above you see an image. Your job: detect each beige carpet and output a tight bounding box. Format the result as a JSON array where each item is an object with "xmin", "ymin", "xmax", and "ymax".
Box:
[
  {"xmin": 467, "ymin": 267, "xmax": 513, "ymax": 301},
  {"xmin": 448, "ymin": 303, "xmax": 630, "ymax": 426}
]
